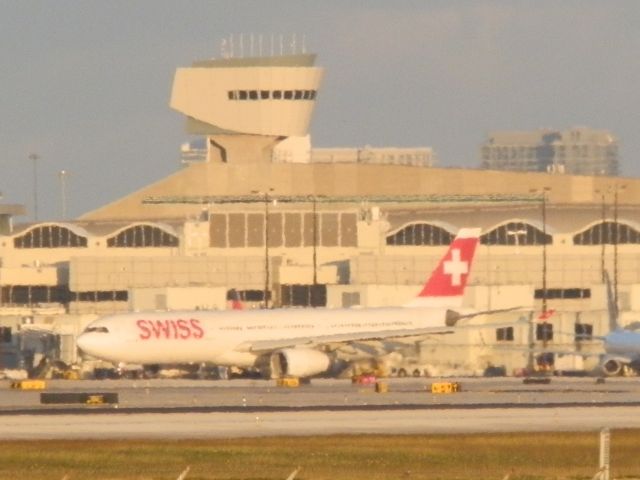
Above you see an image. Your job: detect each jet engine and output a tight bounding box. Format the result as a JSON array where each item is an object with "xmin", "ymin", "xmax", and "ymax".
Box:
[
  {"xmin": 601, "ymin": 358, "xmax": 624, "ymax": 376},
  {"xmin": 270, "ymin": 348, "xmax": 332, "ymax": 378}
]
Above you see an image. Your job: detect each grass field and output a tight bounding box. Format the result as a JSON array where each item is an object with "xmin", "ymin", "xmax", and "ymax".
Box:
[{"xmin": 0, "ymin": 431, "xmax": 639, "ymax": 480}]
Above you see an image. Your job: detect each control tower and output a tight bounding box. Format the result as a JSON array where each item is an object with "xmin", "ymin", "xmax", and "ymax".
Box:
[{"xmin": 170, "ymin": 54, "xmax": 323, "ymax": 164}]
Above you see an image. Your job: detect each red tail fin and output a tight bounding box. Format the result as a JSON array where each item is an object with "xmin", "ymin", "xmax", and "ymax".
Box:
[
  {"xmin": 404, "ymin": 227, "xmax": 481, "ymax": 308},
  {"xmin": 227, "ymin": 289, "xmax": 244, "ymax": 310},
  {"xmin": 538, "ymin": 309, "xmax": 555, "ymax": 321}
]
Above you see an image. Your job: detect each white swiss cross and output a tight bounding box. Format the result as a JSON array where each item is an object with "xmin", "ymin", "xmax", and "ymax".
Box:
[{"xmin": 443, "ymin": 248, "xmax": 468, "ymax": 286}]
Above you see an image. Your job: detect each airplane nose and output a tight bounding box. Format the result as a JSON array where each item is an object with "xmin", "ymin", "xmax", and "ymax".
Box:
[
  {"xmin": 76, "ymin": 333, "xmax": 99, "ymax": 355},
  {"xmin": 76, "ymin": 333, "xmax": 89, "ymax": 353}
]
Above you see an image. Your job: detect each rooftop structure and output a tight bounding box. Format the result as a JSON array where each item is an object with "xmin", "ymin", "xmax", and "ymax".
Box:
[
  {"xmin": 480, "ymin": 127, "xmax": 618, "ymax": 176},
  {"xmin": 0, "ymin": 203, "xmax": 26, "ymax": 235},
  {"xmin": 170, "ymin": 53, "xmax": 323, "ymax": 166}
]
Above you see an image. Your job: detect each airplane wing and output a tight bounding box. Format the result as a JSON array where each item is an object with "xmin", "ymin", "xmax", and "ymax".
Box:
[
  {"xmin": 451, "ymin": 306, "xmax": 523, "ymax": 321},
  {"xmin": 234, "ymin": 326, "xmax": 456, "ymax": 353},
  {"xmin": 490, "ymin": 344, "xmax": 605, "ymax": 357},
  {"xmin": 235, "ymin": 320, "xmax": 525, "ymax": 353},
  {"xmin": 551, "ymin": 329, "xmax": 606, "ymax": 341}
]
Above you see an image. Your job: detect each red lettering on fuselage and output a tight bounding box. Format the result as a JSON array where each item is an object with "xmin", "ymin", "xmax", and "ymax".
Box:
[
  {"xmin": 136, "ymin": 318, "xmax": 205, "ymax": 340},
  {"xmin": 137, "ymin": 319, "xmax": 151, "ymax": 340},
  {"xmin": 190, "ymin": 318, "xmax": 204, "ymax": 339},
  {"xmin": 177, "ymin": 319, "xmax": 191, "ymax": 339},
  {"xmin": 150, "ymin": 320, "xmax": 170, "ymax": 338}
]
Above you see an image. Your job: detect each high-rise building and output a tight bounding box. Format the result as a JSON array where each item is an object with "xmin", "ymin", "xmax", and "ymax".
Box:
[{"xmin": 480, "ymin": 127, "xmax": 619, "ymax": 176}]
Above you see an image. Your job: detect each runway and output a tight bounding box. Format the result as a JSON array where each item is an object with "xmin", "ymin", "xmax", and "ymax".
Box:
[
  {"xmin": 1, "ymin": 407, "xmax": 638, "ymax": 440},
  {"xmin": 1, "ymin": 377, "xmax": 639, "ymax": 439}
]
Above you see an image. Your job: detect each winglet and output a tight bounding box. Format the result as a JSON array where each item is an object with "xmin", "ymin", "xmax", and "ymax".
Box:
[{"xmin": 404, "ymin": 227, "xmax": 481, "ymax": 308}]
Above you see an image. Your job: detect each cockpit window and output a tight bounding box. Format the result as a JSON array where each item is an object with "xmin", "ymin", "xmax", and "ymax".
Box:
[{"xmin": 84, "ymin": 326, "xmax": 109, "ymax": 334}]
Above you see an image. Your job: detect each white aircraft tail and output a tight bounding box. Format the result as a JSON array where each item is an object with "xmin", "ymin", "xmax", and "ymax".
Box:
[{"xmin": 404, "ymin": 227, "xmax": 481, "ymax": 308}]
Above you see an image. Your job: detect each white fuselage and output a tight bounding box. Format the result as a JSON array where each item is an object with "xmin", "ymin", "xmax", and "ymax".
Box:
[
  {"xmin": 605, "ymin": 330, "xmax": 640, "ymax": 357},
  {"xmin": 77, "ymin": 306, "xmax": 449, "ymax": 367}
]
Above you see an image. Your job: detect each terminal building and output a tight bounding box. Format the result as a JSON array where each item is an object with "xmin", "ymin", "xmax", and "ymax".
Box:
[{"xmin": 1, "ymin": 52, "xmax": 639, "ymax": 376}]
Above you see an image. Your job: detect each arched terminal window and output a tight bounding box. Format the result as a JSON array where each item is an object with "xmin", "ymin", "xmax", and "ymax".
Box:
[
  {"xmin": 573, "ymin": 221, "xmax": 640, "ymax": 245},
  {"xmin": 14, "ymin": 225, "xmax": 88, "ymax": 248},
  {"xmin": 481, "ymin": 221, "xmax": 551, "ymax": 246},
  {"xmin": 386, "ymin": 223, "xmax": 454, "ymax": 246},
  {"xmin": 106, "ymin": 225, "xmax": 179, "ymax": 248}
]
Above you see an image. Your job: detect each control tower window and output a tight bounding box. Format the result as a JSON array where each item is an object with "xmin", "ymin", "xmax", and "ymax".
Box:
[{"xmin": 227, "ymin": 89, "xmax": 317, "ymax": 101}]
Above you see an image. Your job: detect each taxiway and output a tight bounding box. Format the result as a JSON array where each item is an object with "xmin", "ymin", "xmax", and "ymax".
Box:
[{"xmin": 0, "ymin": 377, "xmax": 639, "ymax": 439}]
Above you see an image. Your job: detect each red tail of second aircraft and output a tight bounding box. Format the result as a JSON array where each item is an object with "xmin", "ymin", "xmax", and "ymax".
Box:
[
  {"xmin": 404, "ymin": 227, "xmax": 481, "ymax": 308},
  {"xmin": 227, "ymin": 289, "xmax": 244, "ymax": 310}
]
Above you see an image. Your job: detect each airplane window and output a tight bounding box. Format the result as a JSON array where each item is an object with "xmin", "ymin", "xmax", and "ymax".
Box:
[{"xmin": 84, "ymin": 326, "xmax": 109, "ymax": 334}]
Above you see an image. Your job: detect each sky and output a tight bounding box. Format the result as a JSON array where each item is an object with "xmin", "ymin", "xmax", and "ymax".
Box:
[{"xmin": 1, "ymin": 1, "xmax": 639, "ymax": 221}]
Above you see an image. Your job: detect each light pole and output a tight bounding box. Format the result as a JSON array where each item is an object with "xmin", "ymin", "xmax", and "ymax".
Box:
[
  {"xmin": 28, "ymin": 153, "xmax": 40, "ymax": 222},
  {"xmin": 310, "ymin": 195, "xmax": 328, "ymax": 307},
  {"xmin": 252, "ymin": 188, "xmax": 274, "ymax": 308},
  {"xmin": 596, "ymin": 190, "xmax": 606, "ymax": 283},
  {"xmin": 530, "ymin": 188, "xmax": 551, "ymax": 314},
  {"xmin": 540, "ymin": 188, "xmax": 550, "ymax": 351},
  {"xmin": 613, "ymin": 184, "xmax": 626, "ymax": 314},
  {"xmin": 263, "ymin": 190, "xmax": 271, "ymax": 309},
  {"xmin": 506, "ymin": 228, "xmax": 526, "ymax": 254},
  {"xmin": 312, "ymin": 195, "xmax": 318, "ymax": 286},
  {"xmin": 530, "ymin": 187, "xmax": 551, "ymax": 352},
  {"xmin": 542, "ymin": 190, "xmax": 548, "ymax": 315},
  {"xmin": 58, "ymin": 170, "xmax": 68, "ymax": 220}
]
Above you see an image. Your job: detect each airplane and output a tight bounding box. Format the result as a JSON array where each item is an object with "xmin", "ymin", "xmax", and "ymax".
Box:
[
  {"xmin": 588, "ymin": 272, "xmax": 640, "ymax": 376},
  {"xmin": 537, "ymin": 272, "xmax": 640, "ymax": 376},
  {"xmin": 77, "ymin": 227, "xmax": 500, "ymax": 379}
]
